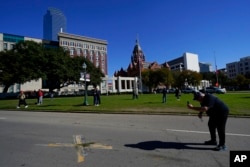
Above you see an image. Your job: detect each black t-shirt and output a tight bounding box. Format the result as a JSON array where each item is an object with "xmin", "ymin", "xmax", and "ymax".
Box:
[{"xmin": 201, "ymin": 93, "xmax": 229, "ymax": 117}]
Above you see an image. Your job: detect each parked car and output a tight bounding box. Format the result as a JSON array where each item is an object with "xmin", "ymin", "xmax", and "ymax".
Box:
[
  {"xmin": 214, "ymin": 87, "xmax": 227, "ymax": 94},
  {"xmin": 200, "ymin": 87, "xmax": 226, "ymax": 94},
  {"xmin": 182, "ymin": 88, "xmax": 195, "ymax": 94},
  {"xmin": 167, "ymin": 88, "xmax": 176, "ymax": 93}
]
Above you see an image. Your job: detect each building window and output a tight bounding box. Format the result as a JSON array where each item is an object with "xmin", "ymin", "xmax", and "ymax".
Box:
[
  {"xmin": 76, "ymin": 48, "xmax": 81, "ymax": 56},
  {"xmin": 3, "ymin": 43, "xmax": 7, "ymax": 50},
  {"xmin": 70, "ymin": 48, "xmax": 74, "ymax": 56},
  {"xmin": 83, "ymin": 49, "xmax": 87, "ymax": 55},
  {"xmin": 10, "ymin": 44, "xmax": 15, "ymax": 50},
  {"xmin": 96, "ymin": 52, "xmax": 99, "ymax": 61}
]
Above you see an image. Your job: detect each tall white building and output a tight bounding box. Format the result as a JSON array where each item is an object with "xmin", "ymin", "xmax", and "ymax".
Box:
[{"xmin": 167, "ymin": 52, "xmax": 200, "ymax": 72}]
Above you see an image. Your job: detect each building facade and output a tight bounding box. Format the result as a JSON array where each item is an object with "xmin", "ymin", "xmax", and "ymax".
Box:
[
  {"xmin": 43, "ymin": 7, "xmax": 67, "ymax": 41},
  {"xmin": 226, "ymin": 56, "xmax": 250, "ymax": 79},
  {"xmin": 167, "ymin": 52, "xmax": 200, "ymax": 72},
  {"xmin": 0, "ymin": 32, "xmax": 108, "ymax": 93},
  {"xmin": 199, "ymin": 62, "xmax": 213, "ymax": 72},
  {"xmin": 58, "ymin": 32, "xmax": 108, "ymax": 75}
]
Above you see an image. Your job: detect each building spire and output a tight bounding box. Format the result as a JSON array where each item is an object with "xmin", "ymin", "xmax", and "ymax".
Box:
[{"xmin": 136, "ymin": 33, "xmax": 139, "ymax": 44}]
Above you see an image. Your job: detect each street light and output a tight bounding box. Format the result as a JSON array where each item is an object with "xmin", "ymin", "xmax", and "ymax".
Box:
[
  {"xmin": 82, "ymin": 63, "xmax": 89, "ymax": 106},
  {"xmin": 138, "ymin": 54, "xmax": 143, "ymax": 94}
]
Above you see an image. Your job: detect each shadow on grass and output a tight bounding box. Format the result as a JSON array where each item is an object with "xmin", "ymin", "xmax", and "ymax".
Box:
[
  {"xmin": 125, "ymin": 140, "xmax": 213, "ymax": 151},
  {"xmin": 242, "ymin": 96, "xmax": 250, "ymax": 99}
]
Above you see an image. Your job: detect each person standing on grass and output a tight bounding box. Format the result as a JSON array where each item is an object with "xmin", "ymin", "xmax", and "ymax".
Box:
[
  {"xmin": 187, "ymin": 91, "xmax": 229, "ymax": 151},
  {"xmin": 93, "ymin": 87, "xmax": 100, "ymax": 106},
  {"xmin": 17, "ymin": 91, "xmax": 28, "ymax": 108},
  {"xmin": 162, "ymin": 87, "xmax": 167, "ymax": 103},
  {"xmin": 37, "ymin": 89, "xmax": 44, "ymax": 105},
  {"xmin": 175, "ymin": 87, "xmax": 181, "ymax": 100},
  {"xmin": 96, "ymin": 86, "xmax": 101, "ymax": 105}
]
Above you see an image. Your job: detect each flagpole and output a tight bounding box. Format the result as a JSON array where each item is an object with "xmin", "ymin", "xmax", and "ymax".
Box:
[{"xmin": 214, "ymin": 52, "xmax": 219, "ymax": 87}]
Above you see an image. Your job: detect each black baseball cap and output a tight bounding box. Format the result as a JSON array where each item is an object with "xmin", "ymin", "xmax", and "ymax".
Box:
[{"xmin": 193, "ymin": 91, "xmax": 203, "ymax": 100}]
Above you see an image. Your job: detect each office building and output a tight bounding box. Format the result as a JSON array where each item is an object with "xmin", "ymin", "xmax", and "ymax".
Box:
[
  {"xmin": 167, "ymin": 52, "xmax": 200, "ymax": 72},
  {"xmin": 199, "ymin": 62, "xmax": 213, "ymax": 72},
  {"xmin": 58, "ymin": 32, "xmax": 108, "ymax": 75},
  {"xmin": 43, "ymin": 7, "xmax": 67, "ymax": 41},
  {"xmin": 226, "ymin": 56, "xmax": 250, "ymax": 79}
]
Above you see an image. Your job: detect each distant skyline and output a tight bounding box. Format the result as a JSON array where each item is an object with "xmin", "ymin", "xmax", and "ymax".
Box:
[{"xmin": 1, "ymin": 0, "xmax": 250, "ymax": 75}]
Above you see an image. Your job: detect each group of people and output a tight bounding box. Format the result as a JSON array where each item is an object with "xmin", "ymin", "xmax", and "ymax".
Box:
[
  {"xmin": 162, "ymin": 87, "xmax": 181, "ymax": 103},
  {"xmin": 17, "ymin": 89, "xmax": 44, "ymax": 108},
  {"xmin": 17, "ymin": 86, "xmax": 229, "ymax": 151}
]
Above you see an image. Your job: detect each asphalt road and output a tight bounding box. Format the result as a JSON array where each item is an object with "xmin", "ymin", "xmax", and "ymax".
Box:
[{"xmin": 0, "ymin": 111, "xmax": 250, "ymax": 167}]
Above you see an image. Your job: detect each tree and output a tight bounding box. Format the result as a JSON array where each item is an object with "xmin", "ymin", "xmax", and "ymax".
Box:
[
  {"xmin": 42, "ymin": 48, "xmax": 104, "ymax": 92},
  {"xmin": 158, "ymin": 68, "xmax": 174, "ymax": 88},
  {"xmin": 174, "ymin": 70, "xmax": 202, "ymax": 89},
  {"xmin": 0, "ymin": 41, "xmax": 104, "ymax": 93},
  {"xmin": 141, "ymin": 69, "xmax": 154, "ymax": 91},
  {"xmin": 0, "ymin": 41, "xmax": 44, "ymax": 93},
  {"xmin": 141, "ymin": 68, "xmax": 174, "ymax": 92}
]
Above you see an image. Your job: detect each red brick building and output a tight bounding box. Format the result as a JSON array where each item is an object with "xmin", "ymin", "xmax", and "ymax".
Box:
[{"xmin": 114, "ymin": 39, "xmax": 170, "ymax": 77}]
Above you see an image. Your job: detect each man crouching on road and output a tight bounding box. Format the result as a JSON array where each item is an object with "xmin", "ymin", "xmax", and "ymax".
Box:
[{"xmin": 187, "ymin": 91, "xmax": 229, "ymax": 151}]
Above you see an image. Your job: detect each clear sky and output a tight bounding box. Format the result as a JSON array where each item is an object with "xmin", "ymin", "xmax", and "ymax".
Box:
[{"xmin": 1, "ymin": 0, "xmax": 250, "ymax": 75}]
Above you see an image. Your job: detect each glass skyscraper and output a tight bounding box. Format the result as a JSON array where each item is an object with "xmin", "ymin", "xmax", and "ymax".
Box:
[{"xmin": 43, "ymin": 7, "xmax": 67, "ymax": 41}]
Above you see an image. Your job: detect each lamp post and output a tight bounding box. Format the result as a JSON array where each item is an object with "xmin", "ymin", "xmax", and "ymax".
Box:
[
  {"xmin": 184, "ymin": 78, "xmax": 188, "ymax": 88},
  {"xmin": 82, "ymin": 63, "xmax": 88, "ymax": 106},
  {"xmin": 138, "ymin": 55, "xmax": 143, "ymax": 94}
]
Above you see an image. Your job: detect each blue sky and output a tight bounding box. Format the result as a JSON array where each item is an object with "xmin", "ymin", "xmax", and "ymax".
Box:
[{"xmin": 1, "ymin": 0, "xmax": 250, "ymax": 75}]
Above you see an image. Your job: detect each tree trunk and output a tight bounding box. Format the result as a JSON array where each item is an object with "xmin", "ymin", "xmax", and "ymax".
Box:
[{"xmin": 3, "ymin": 84, "xmax": 10, "ymax": 93}]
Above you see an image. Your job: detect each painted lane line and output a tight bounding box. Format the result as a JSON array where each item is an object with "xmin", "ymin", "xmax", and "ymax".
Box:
[{"xmin": 166, "ymin": 129, "xmax": 250, "ymax": 137}]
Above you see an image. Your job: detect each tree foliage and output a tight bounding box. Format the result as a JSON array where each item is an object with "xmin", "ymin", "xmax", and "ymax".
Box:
[
  {"xmin": 0, "ymin": 41, "xmax": 104, "ymax": 93},
  {"xmin": 142, "ymin": 68, "xmax": 173, "ymax": 92},
  {"xmin": 0, "ymin": 41, "xmax": 45, "ymax": 92}
]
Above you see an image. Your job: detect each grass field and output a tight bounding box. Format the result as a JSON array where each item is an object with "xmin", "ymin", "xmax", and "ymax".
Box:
[{"xmin": 0, "ymin": 92, "xmax": 250, "ymax": 117}]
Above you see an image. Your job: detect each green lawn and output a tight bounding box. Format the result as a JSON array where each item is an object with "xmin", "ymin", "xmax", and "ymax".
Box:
[{"xmin": 0, "ymin": 92, "xmax": 250, "ymax": 116}]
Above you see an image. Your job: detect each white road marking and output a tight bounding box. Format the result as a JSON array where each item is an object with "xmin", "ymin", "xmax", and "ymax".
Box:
[{"xmin": 165, "ymin": 129, "xmax": 250, "ymax": 137}]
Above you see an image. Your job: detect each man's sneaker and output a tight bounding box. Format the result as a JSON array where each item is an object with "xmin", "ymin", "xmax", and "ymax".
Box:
[
  {"xmin": 25, "ymin": 105, "xmax": 28, "ymax": 108},
  {"xmin": 214, "ymin": 145, "xmax": 227, "ymax": 151},
  {"xmin": 204, "ymin": 140, "xmax": 217, "ymax": 145}
]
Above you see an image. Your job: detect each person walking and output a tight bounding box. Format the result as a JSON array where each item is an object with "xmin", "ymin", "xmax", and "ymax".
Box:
[
  {"xmin": 187, "ymin": 91, "xmax": 229, "ymax": 151},
  {"xmin": 162, "ymin": 87, "xmax": 167, "ymax": 103},
  {"xmin": 133, "ymin": 87, "xmax": 139, "ymax": 99},
  {"xmin": 175, "ymin": 87, "xmax": 181, "ymax": 100},
  {"xmin": 17, "ymin": 91, "xmax": 28, "ymax": 108},
  {"xmin": 37, "ymin": 89, "xmax": 44, "ymax": 105}
]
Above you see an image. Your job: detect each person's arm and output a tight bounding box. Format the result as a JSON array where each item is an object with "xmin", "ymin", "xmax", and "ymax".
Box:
[{"xmin": 187, "ymin": 104, "xmax": 208, "ymax": 113}]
